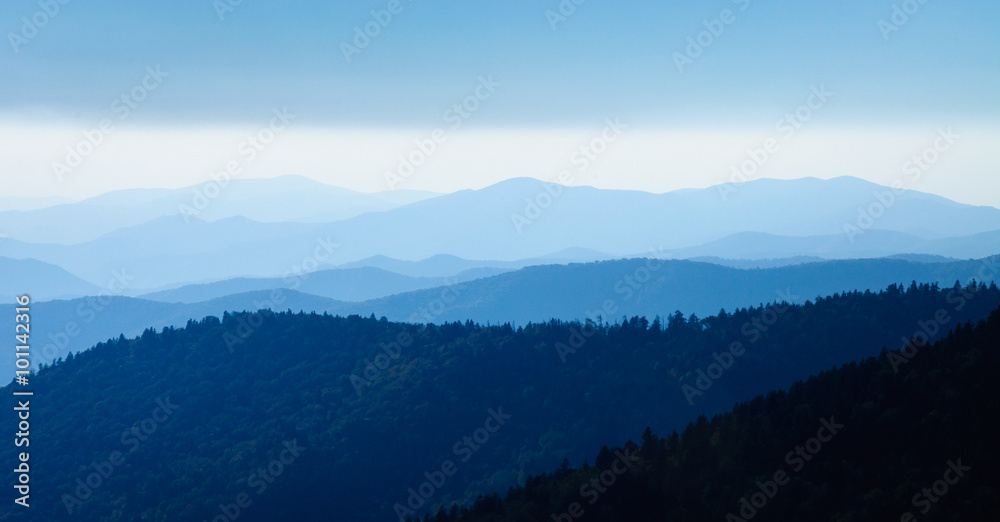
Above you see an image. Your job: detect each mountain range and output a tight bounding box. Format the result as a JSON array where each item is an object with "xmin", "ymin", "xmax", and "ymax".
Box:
[
  {"xmin": 0, "ymin": 257, "xmax": 100, "ymax": 301},
  {"xmin": 20, "ymin": 255, "xmax": 1000, "ymax": 370},
  {"xmin": 0, "ymin": 175, "xmax": 437, "ymax": 244},
  {"xmin": 3, "ymin": 176, "xmax": 1000, "ymax": 290},
  {"xmin": 6, "ymin": 284, "xmax": 998, "ymax": 521}
]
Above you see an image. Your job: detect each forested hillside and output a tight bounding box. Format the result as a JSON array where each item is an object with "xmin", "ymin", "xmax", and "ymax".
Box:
[
  {"xmin": 419, "ymin": 306, "xmax": 1000, "ymax": 521},
  {"xmin": 3, "ymin": 282, "xmax": 998, "ymax": 521},
  {"xmin": 25, "ymin": 256, "xmax": 1000, "ymax": 370}
]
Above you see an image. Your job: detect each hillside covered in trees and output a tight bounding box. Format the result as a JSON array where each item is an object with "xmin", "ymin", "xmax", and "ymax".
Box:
[
  {"xmin": 414, "ymin": 305, "xmax": 1000, "ymax": 521},
  {"xmin": 22, "ymin": 255, "xmax": 1000, "ymax": 371},
  {"xmin": 2, "ymin": 281, "xmax": 998, "ymax": 521}
]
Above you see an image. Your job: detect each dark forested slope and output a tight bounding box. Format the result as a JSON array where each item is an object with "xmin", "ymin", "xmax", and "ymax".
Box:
[
  {"xmin": 423, "ymin": 307, "xmax": 1000, "ymax": 522},
  {"xmin": 2, "ymin": 282, "xmax": 998, "ymax": 521}
]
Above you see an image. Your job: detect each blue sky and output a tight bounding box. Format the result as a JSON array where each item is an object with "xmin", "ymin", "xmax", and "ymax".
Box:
[
  {"xmin": 5, "ymin": 0, "xmax": 998, "ymax": 126},
  {"xmin": 2, "ymin": 0, "xmax": 998, "ymax": 203}
]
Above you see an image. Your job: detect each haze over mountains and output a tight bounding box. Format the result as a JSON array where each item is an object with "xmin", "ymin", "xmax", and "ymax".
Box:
[
  {"xmin": 3, "ymin": 175, "xmax": 1000, "ymax": 292},
  {"xmin": 138, "ymin": 266, "xmax": 511, "ymax": 304},
  {"xmin": 0, "ymin": 175, "xmax": 438, "ymax": 244},
  {"xmin": 8, "ymin": 174, "xmax": 1000, "ymax": 372},
  {"xmin": 19, "ymin": 255, "xmax": 1000, "ymax": 371},
  {"xmin": 0, "ymin": 257, "xmax": 99, "ymax": 301},
  {"xmin": 6, "ymin": 174, "xmax": 1000, "ymax": 520},
  {"xmin": 9, "ymin": 1, "xmax": 996, "ymax": 519},
  {"xmin": 672, "ymin": 229, "xmax": 1000, "ymax": 260},
  {"xmin": 8, "ymin": 0, "xmax": 999, "ymax": 519},
  {"xmin": 0, "ymin": 195, "xmax": 75, "ymax": 212},
  {"xmin": 8, "ymin": 285, "xmax": 1000, "ymax": 521}
]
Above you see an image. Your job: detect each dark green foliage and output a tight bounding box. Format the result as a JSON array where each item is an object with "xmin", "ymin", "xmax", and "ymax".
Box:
[
  {"xmin": 1, "ymin": 282, "xmax": 997, "ymax": 521},
  {"xmin": 425, "ymin": 306, "xmax": 1000, "ymax": 521}
]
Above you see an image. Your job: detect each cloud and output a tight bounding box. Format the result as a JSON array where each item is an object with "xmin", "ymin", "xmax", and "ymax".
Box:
[{"xmin": 1, "ymin": 121, "xmax": 997, "ymax": 208}]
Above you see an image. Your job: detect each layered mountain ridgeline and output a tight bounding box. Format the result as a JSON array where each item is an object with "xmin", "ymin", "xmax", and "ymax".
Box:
[
  {"xmin": 135, "ymin": 266, "xmax": 504, "ymax": 304},
  {"xmin": 334, "ymin": 256, "xmax": 1000, "ymax": 324},
  {"xmin": 0, "ymin": 175, "xmax": 438, "ymax": 244},
  {"xmin": 5, "ymin": 177, "xmax": 1000, "ymax": 289},
  {"xmin": 3, "ymin": 282, "xmax": 999, "ymax": 521},
  {"xmin": 422, "ymin": 308, "xmax": 1000, "ymax": 522},
  {"xmin": 16, "ymin": 289, "xmax": 341, "ymax": 371},
  {"xmin": 20, "ymin": 255, "xmax": 1000, "ymax": 370},
  {"xmin": 0, "ymin": 257, "xmax": 99, "ymax": 302}
]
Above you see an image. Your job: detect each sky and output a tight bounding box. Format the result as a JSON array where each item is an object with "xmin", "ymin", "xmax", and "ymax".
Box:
[{"xmin": 1, "ymin": 0, "xmax": 998, "ymax": 205}]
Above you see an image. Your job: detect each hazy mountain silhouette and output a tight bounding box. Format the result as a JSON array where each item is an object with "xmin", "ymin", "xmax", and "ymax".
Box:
[
  {"xmin": 138, "ymin": 266, "xmax": 509, "ymax": 304},
  {"xmin": 23, "ymin": 255, "xmax": 1000, "ymax": 369},
  {"xmin": 323, "ymin": 256, "xmax": 1000, "ymax": 324},
  {"xmin": 4, "ymin": 177, "xmax": 999, "ymax": 289},
  {"xmin": 334, "ymin": 251, "xmax": 610, "ymax": 278},
  {"xmin": 7, "ymin": 286, "xmax": 999, "ymax": 521},
  {"xmin": 0, "ymin": 175, "xmax": 437, "ymax": 244},
  {"xmin": 0, "ymin": 256, "xmax": 100, "ymax": 301},
  {"xmin": 673, "ymin": 229, "xmax": 1000, "ymax": 260}
]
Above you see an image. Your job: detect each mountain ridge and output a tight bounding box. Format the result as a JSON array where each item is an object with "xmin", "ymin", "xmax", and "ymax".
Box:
[
  {"xmin": 20, "ymin": 255, "xmax": 1000, "ymax": 369},
  {"xmin": 3, "ymin": 176, "xmax": 1000, "ymax": 288}
]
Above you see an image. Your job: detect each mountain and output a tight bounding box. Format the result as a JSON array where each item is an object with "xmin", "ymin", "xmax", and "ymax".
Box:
[
  {"xmin": 682, "ymin": 254, "xmax": 957, "ymax": 270},
  {"xmin": 18, "ymin": 289, "xmax": 342, "ymax": 371},
  {"xmin": 22, "ymin": 256, "xmax": 1000, "ymax": 368},
  {"xmin": 885, "ymin": 253, "xmax": 957, "ymax": 263},
  {"xmin": 0, "ymin": 216, "xmax": 333, "ymax": 287},
  {"xmin": 137, "ymin": 267, "xmax": 499, "ymax": 304},
  {"xmin": 674, "ymin": 229, "xmax": 1000, "ymax": 260},
  {"xmin": 0, "ymin": 195, "xmax": 75, "ymax": 212},
  {"xmin": 3, "ymin": 177, "xmax": 999, "ymax": 289},
  {"xmin": 334, "ymin": 253, "xmax": 608, "ymax": 279},
  {"xmin": 335, "ymin": 255, "xmax": 521, "ymax": 279},
  {"xmin": 326, "ymin": 256, "xmax": 1000, "ymax": 325},
  {"xmin": 0, "ymin": 175, "xmax": 438, "ymax": 245},
  {"xmin": 296, "ymin": 176, "xmax": 1000, "ymax": 261},
  {"xmin": 421, "ymin": 306, "xmax": 1000, "ymax": 522},
  {"xmin": 3, "ymin": 284, "xmax": 998, "ymax": 522},
  {"xmin": 685, "ymin": 256, "xmax": 826, "ymax": 269},
  {"xmin": 0, "ymin": 257, "xmax": 99, "ymax": 301}
]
